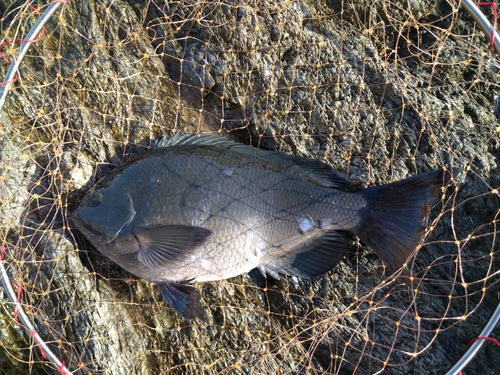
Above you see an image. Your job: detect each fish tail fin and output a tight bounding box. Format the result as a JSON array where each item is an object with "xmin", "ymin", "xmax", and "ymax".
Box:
[{"xmin": 354, "ymin": 168, "xmax": 459, "ymax": 273}]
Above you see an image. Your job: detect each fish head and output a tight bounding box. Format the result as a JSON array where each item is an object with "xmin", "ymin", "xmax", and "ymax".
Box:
[{"xmin": 71, "ymin": 185, "xmax": 136, "ymax": 246}]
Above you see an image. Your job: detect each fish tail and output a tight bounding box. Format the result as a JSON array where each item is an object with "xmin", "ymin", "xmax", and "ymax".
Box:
[{"xmin": 354, "ymin": 168, "xmax": 459, "ymax": 273}]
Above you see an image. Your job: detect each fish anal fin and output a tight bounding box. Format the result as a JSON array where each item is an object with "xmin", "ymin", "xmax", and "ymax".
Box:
[
  {"xmin": 135, "ymin": 225, "xmax": 212, "ymax": 269},
  {"xmin": 264, "ymin": 231, "xmax": 350, "ymax": 279},
  {"xmin": 156, "ymin": 281, "xmax": 206, "ymax": 321}
]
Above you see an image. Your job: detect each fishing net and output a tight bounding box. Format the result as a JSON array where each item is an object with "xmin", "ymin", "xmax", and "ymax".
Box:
[{"xmin": 0, "ymin": 0, "xmax": 499, "ymax": 374}]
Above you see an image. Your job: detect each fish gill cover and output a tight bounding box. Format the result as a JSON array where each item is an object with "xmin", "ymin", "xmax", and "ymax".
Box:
[{"xmin": 0, "ymin": 0, "xmax": 498, "ymax": 374}]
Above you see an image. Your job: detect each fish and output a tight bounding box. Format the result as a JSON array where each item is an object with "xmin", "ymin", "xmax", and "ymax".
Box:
[{"xmin": 71, "ymin": 134, "xmax": 458, "ymax": 320}]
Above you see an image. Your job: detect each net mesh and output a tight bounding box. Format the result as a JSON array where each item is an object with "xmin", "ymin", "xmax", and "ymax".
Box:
[{"xmin": 0, "ymin": 0, "xmax": 499, "ymax": 374}]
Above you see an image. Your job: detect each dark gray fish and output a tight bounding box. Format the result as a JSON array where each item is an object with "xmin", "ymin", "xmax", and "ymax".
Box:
[{"xmin": 71, "ymin": 134, "xmax": 457, "ymax": 320}]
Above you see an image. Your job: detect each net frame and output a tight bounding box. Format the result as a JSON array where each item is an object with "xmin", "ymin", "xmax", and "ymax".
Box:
[{"xmin": 0, "ymin": 1, "xmax": 499, "ymax": 374}]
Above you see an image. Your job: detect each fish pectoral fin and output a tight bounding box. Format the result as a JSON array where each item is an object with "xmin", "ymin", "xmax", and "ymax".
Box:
[
  {"xmin": 265, "ymin": 231, "xmax": 350, "ymax": 278},
  {"xmin": 156, "ymin": 281, "xmax": 207, "ymax": 321},
  {"xmin": 135, "ymin": 225, "xmax": 212, "ymax": 268}
]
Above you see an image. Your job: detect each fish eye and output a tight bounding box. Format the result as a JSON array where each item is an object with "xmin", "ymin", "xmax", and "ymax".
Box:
[{"xmin": 88, "ymin": 191, "xmax": 103, "ymax": 207}]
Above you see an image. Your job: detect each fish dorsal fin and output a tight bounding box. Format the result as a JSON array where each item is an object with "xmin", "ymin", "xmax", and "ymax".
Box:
[
  {"xmin": 156, "ymin": 134, "xmax": 349, "ymax": 188},
  {"xmin": 154, "ymin": 133, "xmax": 235, "ymax": 148},
  {"xmin": 265, "ymin": 152, "xmax": 350, "ymax": 188},
  {"xmin": 135, "ymin": 225, "xmax": 212, "ymax": 269}
]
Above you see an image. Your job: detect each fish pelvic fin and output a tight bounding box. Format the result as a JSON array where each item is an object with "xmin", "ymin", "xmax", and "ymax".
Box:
[
  {"xmin": 156, "ymin": 280, "xmax": 207, "ymax": 321},
  {"xmin": 262, "ymin": 230, "xmax": 350, "ymax": 278},
  {"xmin": 355, "ymin": 167, "xmax": 459, "ymax": 274}
]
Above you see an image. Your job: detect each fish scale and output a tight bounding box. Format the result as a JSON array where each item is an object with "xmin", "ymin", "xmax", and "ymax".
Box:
[{"xmin": 71, "ymin": 133, "xmax": 457, "ymax": 320}]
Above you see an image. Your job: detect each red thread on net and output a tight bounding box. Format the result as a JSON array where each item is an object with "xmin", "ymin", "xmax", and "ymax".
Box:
[
  {"xmin": 0, "ymin": 2, "xmax": 48, "ymax": 86},
  {"xmin": 0, "ymin": 28, "xmax": 46, "ymax": 65},
  {"xmin": 0, "ymin": 75, "xmax": 18, "ymax": 86},
  {"xmin": 28, "ymin": 3, "xmax": 42, "ymax": 15},
  {"xmin": 0, "ymin": 30, "xmax": 45, "ymax": 84},
  {"xmin": 10, "ymin": 280, "xmax": 23, "ymax": 327},
  {"xmin": 475, "ymin": 2, "xmax": 498, "ymax": 53},
  {"xmin": 57, "ymin": 359, "xmax": 67, "ymax": 373},
  {"xmin": 466, "ymin": 335, "xmax": 500, "ymax": 348},
  {"xmin": 4, "ymin": 251, "xmax": 66, "ymax": 369},
  {"xmin": 457, "ymin": 336, "xmax": 500, "ymax": 375},
  {"xmin": 30, "ymin": 329, "xmax": 48, "ymax": 359}
]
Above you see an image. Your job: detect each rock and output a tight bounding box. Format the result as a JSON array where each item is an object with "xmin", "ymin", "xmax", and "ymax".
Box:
[{"xmin": 0, "ymin": 0, "xmax": 499, "ymax": 374}]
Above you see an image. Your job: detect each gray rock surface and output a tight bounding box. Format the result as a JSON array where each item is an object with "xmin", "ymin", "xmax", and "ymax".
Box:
[{"xmin": 0, "ymin": 0, "xmax": 499, "ymax": 374}]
